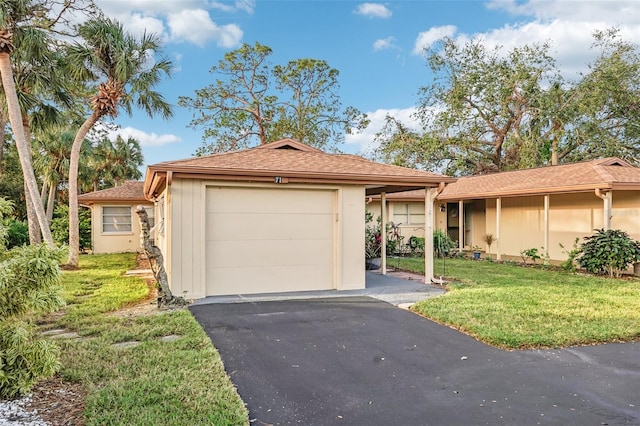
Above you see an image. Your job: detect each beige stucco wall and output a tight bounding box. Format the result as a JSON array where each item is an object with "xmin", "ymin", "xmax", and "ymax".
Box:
[
  {"xmin": 162, "ymin": 179, "xmax": 365, "ymax": 299},
  {"xmin": 612, "ymin": 191, "xmax": 640, "ymax": 242},
  {"xmin": 473, "ymin": 190, "xmax": 640, "ymax": 261},
  {"xmin": 89, "ymin": 202, "xmax": 152, "ymax": 254},
  {"xmin": 366, "ymin": 200, "xmax": 427, "ymax": 242}
]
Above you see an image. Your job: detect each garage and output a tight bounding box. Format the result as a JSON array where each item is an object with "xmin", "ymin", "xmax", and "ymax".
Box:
[
  {"xmin": 205, "ymin": 186, "xmax": 336, "ymax": 295},
  {"xmin": 143, "ymin": 138, "xmax": 454, "ymax": 300}
]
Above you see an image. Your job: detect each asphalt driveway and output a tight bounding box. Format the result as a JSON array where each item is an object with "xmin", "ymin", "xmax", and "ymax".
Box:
[{"xmin": 190, "ymin": 297, "xmax": 640, "ymax": 425}]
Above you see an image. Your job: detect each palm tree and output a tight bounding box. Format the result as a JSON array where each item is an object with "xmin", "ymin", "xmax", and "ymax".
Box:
[
  {"xmin": 88, "ymin": 135, "xmax": 143, "ymax": 192},
  {"xmin": 0, "ymin": 2, "xmax": 54, "ymax": 246},
  {"xmin": 65, "ymin": 17, "xmax": 173, "ymax": 267}
]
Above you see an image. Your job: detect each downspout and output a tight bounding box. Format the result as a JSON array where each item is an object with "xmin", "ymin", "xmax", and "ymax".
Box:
[
  {"xmin": 595, "ymin": 188, "xmax": 612, "ymax": 230},
  {"xmin": 165, "ymin": 171, "xmax": 173, "ymax": 291}
]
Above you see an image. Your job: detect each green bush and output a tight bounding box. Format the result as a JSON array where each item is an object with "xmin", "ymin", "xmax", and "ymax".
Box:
[
  {"xmin": 408, "ymin": 236, "xmax": 425, "ymax": 256},
  {"xmin": 4, "ymin": 219, "xmax": 28, "ymax": 249},
  {"xmin": 434, "ymin": 229, "xmax": 456, "ymax": 258},
  {"xmin": 51, "ymin": 205, "xmax": 92, "ymax": 251},
  {"xmin": 559, "ymin": 238, "xmax": 580, "ymax": 272},
  {"xmin": 577, "ymin": 229, "xmax": 640, "ymax": 277},
  {"xmin": 0, "ymin": 243, "xmax": 66, "ymax": 398}
]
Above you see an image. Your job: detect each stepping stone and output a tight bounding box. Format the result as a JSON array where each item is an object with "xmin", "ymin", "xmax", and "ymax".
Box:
[
  {"xmin": 49, "ymin": 332, "xmax": 80, "ymax": 339},
  {"xmin": 113, "ymin": 341, "xmax": 141, "ymax": 349},
  {"xmin": 41, "ymin": 329, "xmax": 67, "ymax": 336},
  {"xmin": 160, "ymin": 335, "xmax": 181, "ymax": 343}
]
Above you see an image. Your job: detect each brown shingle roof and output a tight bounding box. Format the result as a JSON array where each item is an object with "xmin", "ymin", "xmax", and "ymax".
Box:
[
  {"xmin": 367, "ymin": 158, "xmax": 640, "ymax": 201},
  {"xmin": 439, "ymin": 157, "xmax": 640, "ymax": 200},
  {"xmin": 77, "ymin": 181, "xmax": 148, "ymax": 204},
  {"xmin": 144, "ymin": 139, "xmax": 455, "ymax": 198}
]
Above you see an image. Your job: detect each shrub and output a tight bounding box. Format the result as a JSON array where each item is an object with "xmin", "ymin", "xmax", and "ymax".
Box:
[
  {"xmin": 559, "ymin": 238, "xmax": 580, "ymax": 272},
  {"xmin": 434, "ymin": 229, "xmax": 456, "ymax": 258},
  {"xmin": 4, "ymin": 219, "xmax": 28, "ymax": 249},
  {"xmin": 408, "ymin": 236, "xmax": 425, "ymax": 256},
  {"xmin": 577, "ymin": 229, "xmax": 640, "ymax": 277},
  {"xmin": 520, "ymin": 247, "xmax": 542, "ymax": 264},
  {"xmin": 0, "ymin": 241, "xmax": 66, "ymax": 398},
  {"xmin": 51, "ymin": 205, "xmax": 92, "ymax": 251}
]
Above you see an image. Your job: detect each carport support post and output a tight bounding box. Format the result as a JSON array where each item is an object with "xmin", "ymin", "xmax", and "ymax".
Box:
[
  {"xmin": 381, "ymin": 192, "xmax": 387, "ymax": 275},
  {"xmin": 458, "ymin": 200, "xmax": 464, "ymax": 251},
  {"xmin": 544, "ymin": 195, "xmax": 549, "ymax": 258},
  {"xmin": 495, "ymin": 197, "xmax": 502, "ymax": 261},
  {"xmin": 425, "ymin": 187, "xmax": 434, "ymax": 284}
]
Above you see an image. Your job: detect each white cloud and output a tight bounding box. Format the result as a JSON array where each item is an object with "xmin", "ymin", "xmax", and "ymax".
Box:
[
  {"xmin": 167, "ymin": 9, "xmax": 243, "ymax": 47},
  {"xmin": 487, "ymin": 0, "xmax": 640, "ymax": 25},
  {"xmin": 355, "ymin": 3, "xmax": 392, "ymax": 18},
  {"xmin": 108, "ymin": 127, "xmax": 182, "ymax": 148},
  {"xmin": 413, "ymin": 1, "xmax": 640, "ymax": 80},
  {"xmin": 211, "ymin": 0, "xmax": 256, "ymax": 14},
  {"xmin": 373, "ymin": 37, "xmax": 396, "ymax": 51},
  {"xmin": 93, "ymin": 0, "xmax": 246, "ymax": 48},
  {"xmin": 412, "ymin": 25, "xmax": 457, "ymax": 55},
  {"xmin": 345, "ymin": 107, "xmax": 419, "ymax": 154}
]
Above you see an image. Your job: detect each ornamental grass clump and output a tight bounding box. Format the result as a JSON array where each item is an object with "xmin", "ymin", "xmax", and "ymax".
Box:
[
  {"xmin": 0, "ymin": 198, "xmax": 66, "ymax": 398},
  {"xmin": 577, "ymin": 228, "xmax": 640, "ymax": 277}
]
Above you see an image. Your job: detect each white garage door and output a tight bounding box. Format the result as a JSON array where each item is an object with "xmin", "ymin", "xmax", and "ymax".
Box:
[{"xmin": 205, "ymin": 186, "xmax": 336, "ymax": 296}]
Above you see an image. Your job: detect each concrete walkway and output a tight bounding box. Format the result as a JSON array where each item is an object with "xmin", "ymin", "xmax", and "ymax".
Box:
[{"xmin": 191, "ymin": 270, "xmax": 445, "ymax": 307}]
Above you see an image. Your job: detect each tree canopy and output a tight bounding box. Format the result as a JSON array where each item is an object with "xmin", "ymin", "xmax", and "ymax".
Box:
[
  {"xmin": 179, "ymin": 42, "xmax": 369, "ymax": 154},
  {"xmin": 376, "ymin": 29, "xmax": 640, "ymax": 176}
]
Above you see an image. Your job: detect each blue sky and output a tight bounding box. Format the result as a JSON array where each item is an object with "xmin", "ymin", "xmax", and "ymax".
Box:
[{"xmin": 93, "ymin": 0, "xmax": 640, "ymax": 167}]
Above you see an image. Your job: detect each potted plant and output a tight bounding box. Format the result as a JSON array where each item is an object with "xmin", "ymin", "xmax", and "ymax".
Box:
[
  {"xmin": 472, "ymin": 245, "xmax": 482, "ymax": 260},
  {"xmin": 481, "ymin": 233, "xmax": 495, "ymax": 259},
  {"xmin": 365, "ymin": 211, "xmax": 382, "ymax": 270}
]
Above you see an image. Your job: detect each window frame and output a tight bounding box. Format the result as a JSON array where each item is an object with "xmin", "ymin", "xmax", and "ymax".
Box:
[{"xmin": 101, "ymin": 205, "xmax": 133, "ymax": 235}]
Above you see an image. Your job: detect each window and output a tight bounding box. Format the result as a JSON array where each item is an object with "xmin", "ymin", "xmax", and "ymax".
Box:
[
  {"xmin": 393, "ymin": 203, "xmax": 425, "ymax": 225},
  {"xmin": 102, "ymin": 206, "xmax": 132, "ymax": 233}
]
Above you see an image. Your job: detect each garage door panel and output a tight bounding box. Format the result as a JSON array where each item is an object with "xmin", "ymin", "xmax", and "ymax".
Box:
[
  {"xmin": 206, "ymin": 187, "xmax": 334, "ymax": 214},
  {"xmin": 206, "ymin": 212, "xmax": 333, "ymax": 241},
  {"xmin": 206, "ymin": 264, "xmax": 333, "ymax": 294},
  {"xmin": 207, "ymin": 239, "xmax": 333, "ymax": 268},
  {"xmin": 205, "ymin": 186, "xmax": 336, "ymax": 296}
]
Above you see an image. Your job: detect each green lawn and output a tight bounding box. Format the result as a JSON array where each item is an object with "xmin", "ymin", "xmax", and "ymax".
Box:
[
  {"xmin": 46, "ymin": 253, "xmax": 249, "ymax": 426},
  {"xmin": 394, "ymin": 256, "xmax": 640, "ymax": 349}
]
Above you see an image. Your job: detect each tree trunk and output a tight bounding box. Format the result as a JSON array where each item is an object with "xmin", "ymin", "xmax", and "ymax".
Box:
[
  {"xmin": 46, "ymin": 179, "xmax": 57, "ymax": 224},
  {"xmin": 136, "ymin": 205, "xmax": 186, "ymax": 308},
  {"xmin": 68, "ymin": 112, "xmax": 100, "ymax": 267},
  {"xmin": 0, "ymin": 52, "xmax": 53, "ymax": 246},
  {"xmin": 24, "ymin": 180, "xmax": 41, "ymax": 243},
  {"xmin": 0, "ymin": 114, "xmax": 6, "ymax": 173},
  {"xmin": 23, "ymin": 124, "xmax": 41, "ymax": 244}
]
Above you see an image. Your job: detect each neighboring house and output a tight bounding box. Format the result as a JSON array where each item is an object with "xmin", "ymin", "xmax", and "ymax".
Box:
[
  {"xmin": 77, "ymin": 181, "xmax": 153, "ymax": 254},
  {"xmin": 370, "ymin": 158, "xmax": 640, "ymax": 262},
  {"xmin": 142, "ymin": 139, "xmax": 454, "ymax": 299}
]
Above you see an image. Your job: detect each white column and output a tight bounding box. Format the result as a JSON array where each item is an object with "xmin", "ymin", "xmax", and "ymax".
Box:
[
  {"xmin": 495, "ymin": 197, "xmax": 501, "ymax": 261},
  {"xmin": 458, "ymin": 200, "xmax": 464, "ymax": 251},
  {"xmin": 381, "ymin": 192, "xmax": 387, "ymax": 275},
  {"xmin": 544, "ymin": 195, "xmax": 549, "ymax": 257},
  {"xmin": 425, "ymin": 187, "xmax": 434, "ymax": 283},
  {"xmin": 603, "ymin": 192, "xmax": 612, "ymax": 230}
]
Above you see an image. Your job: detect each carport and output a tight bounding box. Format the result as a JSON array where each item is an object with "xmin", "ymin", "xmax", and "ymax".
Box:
[{"xmin": 143, "ymin": 139, "xmax": 455, "ymax": 299}]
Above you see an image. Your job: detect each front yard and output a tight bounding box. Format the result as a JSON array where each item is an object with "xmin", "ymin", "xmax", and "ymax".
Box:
[
  {"xmin": 36, "ymin": 253, "xmax": 249, "ymax": 426},
  {"xmin": 396, "ymin": 257, "xmax": 640, "ymax": 349},
  {"xmin": 27, "ymin": 253, "xmax": 640, "ymax": 424}
]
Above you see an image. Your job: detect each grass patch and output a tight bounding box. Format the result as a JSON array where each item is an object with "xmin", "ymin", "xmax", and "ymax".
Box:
[
  {"xmin": 393, "ymin": 256, "xmax": 640, "ymax": 349},
  {"xmin": 46, "ymin": 253, "xmax": 248, "ymax": 426}
]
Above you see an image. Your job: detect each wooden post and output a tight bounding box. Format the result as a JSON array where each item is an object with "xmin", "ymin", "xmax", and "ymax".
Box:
[
  {"xmin": 495, "ymin": 197, "xmax": 502, "ymax": 261},
  {"xmin": 425, "ymin": 187, "xmax": 434, "ymax": 283},
  {"xmin": 381, "ymin": 192, "xmax": 387, "ymax": 275}
]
